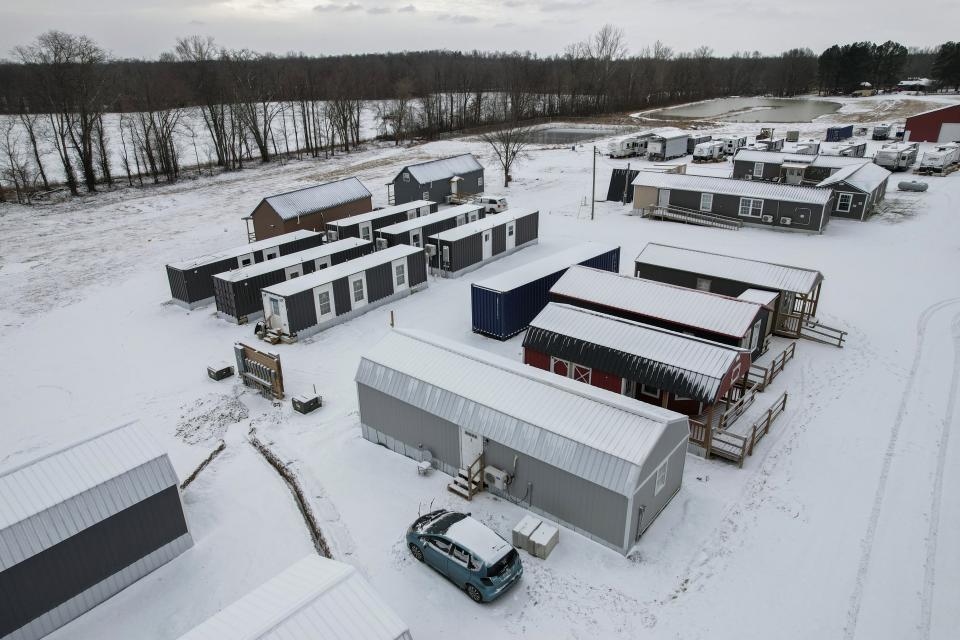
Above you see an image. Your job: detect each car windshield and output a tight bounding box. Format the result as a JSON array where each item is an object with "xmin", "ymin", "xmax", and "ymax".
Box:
[
  {"xmin": 426, "ymin": 512, "xmax": 468, "ymax": 534},
  {"xmin": 486, "ymin": 548, "xmax": 518, "ymax": 577}
]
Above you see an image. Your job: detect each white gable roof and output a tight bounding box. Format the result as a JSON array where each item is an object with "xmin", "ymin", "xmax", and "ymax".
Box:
[
  {"xmin": 176, "ymin": 556, "xmax": 411, "ymax": 640},
  {"xmin": 631, "ymin": 171, "xmax": 832, "ymax": 206},
  {"xmin": 262, "ymin": 245, "xmax": 421, "ymax": 298},
  {"xmin": 430, "ymin": 208, "xmax": 537, "ymax": 242},
  {"xmin": 733, "ymin": 149, "xmax": 814, "ymax": 165},
  {"xmin": 264, "ymin": 178, "xmax": 372, "ymax": 221},
  {"xmin": 551, "ymin": 266, "xmax": 761, "ymax": 339},
  {"xmin": 636, "ymin": 243, "xmax": 823, "ymax": 295},
  {"xmin": 169, "ymin": 230, "xmax": 318, "ymax": 271},
  {"xmin": 818, "ymin": 162, "xmax": 890, "ymax": 192},
  {"xmin": 327, "ymin": 200, "xmax": 434, "ymax": 228},
  {"xmin": 400, "ymin": 154, "xmax": 483, "ymax": 184},
  {"xmin": 356, "ymin": 330, "xmax": 687, "ymax": 496},
  {"xmin": 378, "ymin": 204, "xmax": 483, "ymax": 236},
  {"xmin": 472, "ymin": 242, "xmax": 619, "ymax": 293},
  {"xmin": 214, "ymin": 238, "xmax": 370, "ymax": 283}
]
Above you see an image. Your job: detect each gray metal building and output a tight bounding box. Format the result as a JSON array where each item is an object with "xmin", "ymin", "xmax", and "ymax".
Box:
[
  {"xmin": 326, "ymin": 200, "xmax": 437, "ymax": 243},
  {"xmin": 816, "ymin": 162, "xmax": 890, "ymax": 220},
  {"xmin": 260, "ymin": 245, "xmax": 427, "ymax": 340},
  {"xmin": 355, "ymin": 329, "xmax": 690, "ymax": 554},
  {"xmin": 376, "ymin": 204, "xmax": 484, "ymax": 249},
  {"xmin": 388, "ymin": 154, "xmax": 484, "ymax": 205},
  {"xmin": 0, "ymin": 424, "xmax": 192, "ymax": 640},
  {"xmin": 428, "ymin": 208, "xmax": 539, "ymax": 277}
]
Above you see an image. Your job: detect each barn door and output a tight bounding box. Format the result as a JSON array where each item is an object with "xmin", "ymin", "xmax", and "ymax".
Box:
[{"xmin": 460, "ymin": 427, "xmax": 483, "ymax": 469}]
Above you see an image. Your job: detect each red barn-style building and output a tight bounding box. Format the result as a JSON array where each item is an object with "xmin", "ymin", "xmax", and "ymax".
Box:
[{"xmin": 904, "ymin": 104, "xmax": 960, "ymax": 143}]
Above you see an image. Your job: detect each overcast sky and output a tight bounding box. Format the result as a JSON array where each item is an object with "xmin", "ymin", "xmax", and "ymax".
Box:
[{"xmin": 1, "ymin": 0, "xmax": 956, "ymax": 60}]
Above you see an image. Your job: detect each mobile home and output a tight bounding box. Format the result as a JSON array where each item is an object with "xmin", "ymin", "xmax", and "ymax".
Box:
[
  {"xmin": 428, "ymin": 208, "xmax": 539, "ymax": 277},
  {"xmin": 817, "ymin": 162, "xmax": 890, "ymax": 220},
  {"xmin": 470, "ymin": 242, "xmax": 620, "ymax": 340},
  {"xmin": 356, "ymin": 329, "xmax": 690, "ymax": 554},
  {"xmin": 166, "ymin": 230, "xmax": 325, "ymax": 308},
  {"xmin": 260, "ymin": 245, "xmax": 427, "ymax": 341},
  {"xmin": 376, "ymin": 204, "xmax": 483, "ymax": 249},
  {"xmin": 213, "ymin": 238, "xmax": 372, "ymax": 324},
  {"xmin": 325, "ymin": 200, "xmax": 437, "ymax": 242},
  {"xmin": 248, "ymin": 178, "xmax": 373, "ymax": 240}
]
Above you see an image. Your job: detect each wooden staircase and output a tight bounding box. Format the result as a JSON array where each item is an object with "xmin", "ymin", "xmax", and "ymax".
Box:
[
  {"xmin": 642, "ymin": 205, "xmax": 744, "ymax": 231},
  {"xmin": 447, "ymin": 454, "xmax": 484, "ymax": 501}
]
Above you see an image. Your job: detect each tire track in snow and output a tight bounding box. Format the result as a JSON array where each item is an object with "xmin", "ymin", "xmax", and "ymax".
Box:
[
  {"xmin": 844, "ymin": 297, "xmax": 960, "ymax": 640},
  {"xmin": 918, "ymin": 312, "xmax": 960, "ymax": 640}
]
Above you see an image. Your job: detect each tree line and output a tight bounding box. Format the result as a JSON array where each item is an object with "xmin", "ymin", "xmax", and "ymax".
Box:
[{"xmin": 0, "ymin": 28, "xmax": 947, "ymax": 204}]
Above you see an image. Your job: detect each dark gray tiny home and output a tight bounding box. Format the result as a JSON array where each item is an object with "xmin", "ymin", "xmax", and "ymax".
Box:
[
  {"xmin": 428, "ymin": 208, "xmax": 539, "ymax": 277},
  {"xmin": 166, "ymin": 230, "xmax": 325, "ymax": 308},
  {"xmin": 213, "ymin": 238, "xmax": 372, "ymax": 324},
  {"xmin": 376, "ymin": 204, "xmax": 484, "ymax": 249},
  {"xmin": 260, "ymin": 245, "xmax": 427, "ymax": 340},
  {"xmin": 388, "ymin": 154, "xmax": 484, "ymax": 205},
  {"xmin": 325, "ymin": 200, "xmax": 437, "ymax": 242}
]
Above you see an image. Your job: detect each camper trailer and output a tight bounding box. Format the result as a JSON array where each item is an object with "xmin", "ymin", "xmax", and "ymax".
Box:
[
  {"xmin": 917, "ymin": 143, "xmax": 960, "ymax": 174},
  {"xmin": 687, "ymin": 134, "xmax": 713, "ymax": 154},
  {"xmin": 647, "ymin": 132, "xmax": 690, "ymax": 161},
  {"xmin": 714, "ymin": 135, "xmax": 748, "ymax": 156},
  {"xmin": 875, "ymin": 142, "xmax": 919, "ymax": 171},
  {"xmin": 693, "ymin": 140, "xmax": 726, "ymax": 163},
  {"xmin": 608, "ymin": 136, "xmax": 645, "ymax": 158},
  {"xmin": 872, "ymin": 124, "xmax": 891, "ymax": 140}
]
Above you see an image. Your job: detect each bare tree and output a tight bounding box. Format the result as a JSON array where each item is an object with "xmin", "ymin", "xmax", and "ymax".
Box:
[
  {"xmin": 480, "ymin": 126, "xmax": 532, "ymax": 188},
  {"xmin": 1, "ymin": 118, "xmax": 36, "ymax": 203}
]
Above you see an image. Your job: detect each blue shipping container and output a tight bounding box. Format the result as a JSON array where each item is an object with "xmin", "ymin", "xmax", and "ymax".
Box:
[
  {"xmin": 825, "ymin": 125, "xmax": 853, "ymax": 142},
  {"xmin": 471, "ymin": 244, "xmax": 620, "ymax": 340}
]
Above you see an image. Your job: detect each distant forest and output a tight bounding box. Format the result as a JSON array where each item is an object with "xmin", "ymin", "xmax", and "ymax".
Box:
[{"xmin": 0, "ymin": 26, "xmax": 957, "ymax": 202}]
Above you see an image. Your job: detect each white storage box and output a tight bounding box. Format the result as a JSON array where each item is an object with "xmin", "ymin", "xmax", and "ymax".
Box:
[
  {"xmin": 529, "ymin": 522, "xmax": 559, "ymax": 559},
  {"xmin": 512, "ymin": 515, "xmax": 542, "ymax": 554}
]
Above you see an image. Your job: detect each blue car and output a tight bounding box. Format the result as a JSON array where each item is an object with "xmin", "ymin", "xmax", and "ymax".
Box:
[{"xmin": 406, "ymin": 509, "xmax": 523, "ymax": 602}]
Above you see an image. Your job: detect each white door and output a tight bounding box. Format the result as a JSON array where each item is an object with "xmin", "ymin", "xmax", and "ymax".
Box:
[
  {"xmin": 407, "ymin": 210, "xmax": 418, "ymax": 220},
  {"xmin": 482, "ymin": 231, "xmax": 493, "ymax": 260},
  {"xmin": 410, "ymin": 231, "xmax": 422, "ymax": 248},
  {"xmin": 658, "ymin": 189, "xmax": 671, "ymax": 208},
  {"xmin": 460, "ymin": 427, "xmax": 483, "ymax": 469},
  {"xmin": 506, "ymin": 222, "xmax": 516, "ymax": 249},
  {"xmin": 456, "ymin": 214, "xmax": 465, "ymax": 225},
  {"xmin": 315, "ymin": 256, "xmax": 331, "ymax": 270}
]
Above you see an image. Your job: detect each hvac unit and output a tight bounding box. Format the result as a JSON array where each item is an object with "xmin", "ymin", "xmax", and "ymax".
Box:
[
  {"xmin": 326, "ymin": 230, "xmax": 339, "ymax": 241},
  {"xmin": 375, "ymin": 238, "xmax": 388, "ymax": 250},
  {"xmin": 425, "ymin": 244, "xmax": 437, "ymax": 257},
  {"xmin": 743, "ymin": 174, "xmax": 752, "ymax": 180},
  {"xmin": 484, "ymin": 466, "xmax": 511, "ymax": 491},
  {"xmin": 780, "ymin": 217, "xmax": 793, "ymax": 226},
  {"xmin": 761, "ymin": 215, "xmax": 773, "ymax": 223}
]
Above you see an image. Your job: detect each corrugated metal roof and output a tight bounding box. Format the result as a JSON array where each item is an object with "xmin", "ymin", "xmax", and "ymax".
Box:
[
  {"xmin": 262, "ymin": 245, "xmax": 421, "ymax": 298},
  {"xmin": 631, "ymin": 171, "xmax": 832, "ymax": 206},
  {"xmin": 733, "ymin": 149, "xmax": 814, "ymax": 164},
  {"xmin": 399, "ymin": 154, "xmax": 484, "ymax": 184},
  {"xmin": 737, "ymin": 288, "xmax": 779, "ymax": 308},
  {"xmin": 356, "ymin": 330, "xmax": 687, "ymax": 497},
  {"xmin": 327, "ymin": 200, "xmax": 434, "ymax": 229},
  {"xmin": 527, "ymin": 303, "xmax": 747, "ymax": 402},
  {"xmin": 264, "ymin": 178, "xmax": 372, "ymax": 221},
  {"xmin": 175, "ymin": 556, "xmax": 411, "ymax": 640},
  {"xmin": 0, "ymin": 424, "xmax": 179, "ymax": 569},
  {"xmin": 551, "ymin": 266, "xmax": 761, "ymax": 339},
  {"xmin": 377, "ymin": 204, "xmax": 483, "ymax": 236},
  {"xmin": 473, "ymin": 242, "xmax": 619, "ymax": 293},
  {"xmin": 169, "ymin": 231, "xmax": 319, "ymax": 271},
  {"xmin": 636, "ymin": 243, "xmax": 823, "ymax": 295},
  {"xmin": 430, "ymin": 208, "xmax": 538, "ymax": 242},
  {"xmin": 818, "ymin": 162, "xmax": 890, "ymax": 192},
  {"xmin": 809, "ymin": 155, "xmax": 871, "ymax": 169},
  {"xmin": 214, "ymin": 238, "xmax": 370, "ymax": 283}
]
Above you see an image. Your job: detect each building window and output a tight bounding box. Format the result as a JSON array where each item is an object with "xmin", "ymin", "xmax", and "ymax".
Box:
[
  {"xmin": 700, "ymin": 193, "xmax": 713, "ymax": 212},
  {"xmin": 423, "ymin": 191, "xmax": 429, "ymax": 200},
  {"xmin": 241, "ymin": 258, "xmax": 252, "ymax": 266},
  {"xmin": 395, "ymin": 263, "xmax": 406, "ymax": 286},
  {"xmin": 695, "ymin": 277, "xmax": 711, "ymax": 291},
  {"xmin": 266, "ymin": 252, "xmax": 278, "ymax": 260},
  {"xmin": 640, "ymin": 384, "xmax": 660, "ymax": 399},
  {"xmin": 317, "ymin": 291, "xmax": 332, "ymax": 316},
  {"xmin": 361, "ymin": 226, "xmax": 371, "ymax": 240},
  {"xmin": 573, "ymin": 365, "xmax": 591, "ymax": 384},
  {"xmin": 289, "ymin": 271, "xmax": 299, "ymax": 279},
  {"xmin": 753, "ymin": 162, "xmax": 764, "ymax": 177},
  {"xmin": 403, "ymin": 172, "xmax": 410, "ymax": 183},
  {"xmin": 508, "ymin": 225, "xmax": 514, "ymax": 237},
  {"xmin": 837, "ymin": 193, "xmax": 853, "ymax": 212},
  {"xmin": 484, "ymin": 233, "xmax": 490, "ymax": 242},
  {"xmin": 655, "ymin": 461, "xmax": 668, "ymax": 495},
  {"xmin": 352, "ymin": 279, "xmax": 365, "ymax": 302},
  {"xmin": 738, "ymin": 198, "xmax": 764, "ymax": 218},
  {"xmin": 270, "ymin": 298, "xmax": 280, "ymax": 315}
]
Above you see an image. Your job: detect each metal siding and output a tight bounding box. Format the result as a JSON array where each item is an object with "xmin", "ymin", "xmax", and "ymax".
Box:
[
  {"xmin": 406, "ymin": 252, "xmax": 427, "ymax": 287},
  {"xmin": 333, "ymin": 278, "xmax": 353, "ymax": 316},
  {"xmin": 284, "ymin": 289, "xmax": 319, "ymax": 333},
  {"xmin": 166, "ymin": 267, "xmax": 190, "ymax": 304},
  {"xmin": 0, "ymin": 486, "xmax": 188, "ymax": 638},
  {"xmin": 627, "ymin": 432, "xmax": 686, "ymax": 543},
  {"xmin": 634, "ymin": 262, "xmax": 751, "ymax": 298},
  {"xmin": 212, "ymin": 276, "xmax": 238, "ymax": 319},
  {"xmin": 279, "ymin": 234, "xmax": 327, "ymax": 256},
  {"xmin": 451, "ymin": 235, "xmax": 483, "ymax": 272},
  {"xmin": 331, "ymin": 222, "xmax": 361, "ymax": 239},
  {"xmin": 514, "ymin": 212, "xmax": 539, "ymax": 245},
  {"xmin": 366, "ymin": 262, "xmax": 394, "ymax": 303}
]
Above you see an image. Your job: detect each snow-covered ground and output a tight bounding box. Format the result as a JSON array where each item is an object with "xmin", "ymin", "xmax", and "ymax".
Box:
[{"xmin": 2, "ymin": 93, "xmax": 960, "ymax": 639}]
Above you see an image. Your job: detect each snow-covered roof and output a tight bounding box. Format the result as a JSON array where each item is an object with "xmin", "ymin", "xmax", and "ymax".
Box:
[
  {"xmin": 397, "ymin": 154, "xmax": 484, "ymax": 184},
  {"xmin": 551, "ymin": 266, "xmax": 761, "ymax": 339},
  {"xmin": 445, "ymin": 517, "xmax": 512, "ymax": 564},
  {"xmin": 876, "ymin": 142, "xmax": 918, "ymax": 154},
  {"xmin": 430, "ymin": 208, "xmax": 538, "ymax": 243},
  {"xmin": 652, "ymin": 131, "xmax": 689, "ymax": 141},
  {"xmin": 0, "ymin": 423, "xmax": 179, "ymax": 569},
  {"xmin": 809, "ymin": 154, "xmax": 871, "ymax": 169},
  {"xmin": 327, "ymin": 200, "xmax": 434, "ymax": 228},
  {"xmin": 263, "ymin": 245, "xmax": 421, "ymax": 298},
  {"xmin": 377, "ymin": 204, "xmax": 483, "ymax": 236},
  {"xmin": 636, "ymin": 243, "xmax": 823, "ymax": 295},
  {"xmin": 472, "ymin": 242, "xmax": 619, "ymax": 293},
  {"xmin": 737, "ymin": 288, "xmax": 779, "ymax": 309},
  {"xmin": 817, "ymin": 162, "xmax": 890, "ymax": 193},
  {"xmin": 168, "ymin": 230, "xmax": 319, "ymax": 271},
  {"xmin": 527, "ymin": 303, "xmax": 748, "ymax": 402},
  {"xmin": 898, "ymin": 77, "xmax": 934, "ymax": 87},
  {"xmin": 733, "ymin": 149, "xmax": 814, "ymax": 165},
  {"xmin": 631, "ymin": 171, "xmax": 832, "ymax": 206},
  {"xmin": 263, "ymin": 178, "xmax": 372, "ymax": 221},
  {"xmin": 214, "ymin": 238, "xmax": 370, "ymax": 283},
  {"xmin": 356, "ymin": 330, "xmax": 687, "ymax": 497},
  {"xmin": 175, "ymin": 555, "xmax": 411, "ymax": 640}
]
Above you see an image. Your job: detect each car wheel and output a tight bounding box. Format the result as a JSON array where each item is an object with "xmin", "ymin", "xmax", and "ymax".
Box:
[
  {"xmin": 466, "ymin": 584, "xmax": 483, "ymax": 603},
  {"xmin": 408, "ymin": 543, "xmax": 424, "ymax": 562}
]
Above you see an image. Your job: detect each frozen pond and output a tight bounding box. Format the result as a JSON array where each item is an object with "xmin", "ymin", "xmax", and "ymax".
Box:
[
  {"xmin": 648, "ymin": 97, "xmax": 842, "ymax": 123},
  {"xmin": 525, "ymin": 127, "xmax": 614, "ymax": 144}
]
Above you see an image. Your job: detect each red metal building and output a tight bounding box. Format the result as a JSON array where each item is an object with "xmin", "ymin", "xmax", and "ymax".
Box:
[{"xmin": 904, "ymin": 104, "xmax": 960, "ymax": 143}]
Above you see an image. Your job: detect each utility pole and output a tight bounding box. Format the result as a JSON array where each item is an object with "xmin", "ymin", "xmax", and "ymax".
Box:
[{"xmin": 591, "ymin": 145, "xmax": 597, "ymax": 221}]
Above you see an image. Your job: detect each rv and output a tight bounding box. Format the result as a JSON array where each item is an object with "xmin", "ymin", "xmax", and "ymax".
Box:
[
  {"xmin": 875, "ymin": 142, "xmax": 919, "ymax": 171},
  {"xmin": 917, "ymin": 143, "xmax": 960, "ymax": 174},
  {"xmin": 692, "ymin": 140, "xmax": 726, "ymax": 163},
  {"xmin": 608, "ymin": 136, "xmax": 645, "ymax": 158},
  {"xmin": 714, "ymin": 135, "xmax": 748, "ymax": 156},
  {"xmin": 872, "ymin": 124, "xmax": 891, "ymax": 140}
]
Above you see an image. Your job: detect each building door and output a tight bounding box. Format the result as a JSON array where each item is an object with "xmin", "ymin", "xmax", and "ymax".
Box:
[
  {"xmin": 410, "ymin": 231, "xmax": 422, "ymax": 248},
  {"xmin": 506, "ymin": 222, "xmax": 516, "ymax": 249},
  {"xmin": 460, "ymin": 427, "xmax": 483, "ymax": 469},
  {"xmin": 658, "ymin": 189, "xmax": 671, "ymax": 208},
  {"xmin": 482, "ymin": 231, "xmax": 493, "ymax": 260}
]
